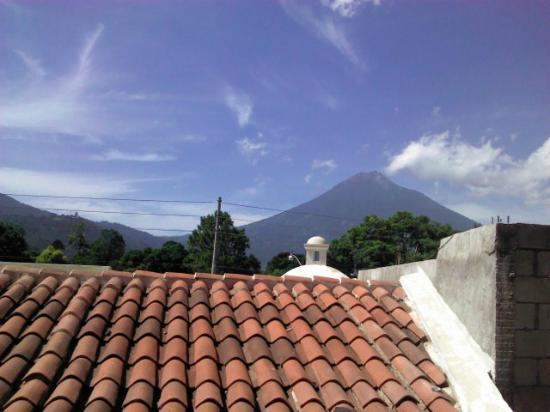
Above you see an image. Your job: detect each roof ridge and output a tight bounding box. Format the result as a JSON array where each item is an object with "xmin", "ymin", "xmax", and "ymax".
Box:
[{"xmin": 0, "ymin": 264, "xmax": 369, "ymax": 287}]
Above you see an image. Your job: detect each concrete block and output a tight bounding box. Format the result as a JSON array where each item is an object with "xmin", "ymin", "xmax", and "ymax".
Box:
[
  {"xmin": 514, "ymin": 358, "xmax": 537, "ymax": 385},
  {"xmin": 516, "ymin": 330, "xmax": 550, "ymax": 357},
  {"xmin": 539, "ymin": 359, "xmax": 550, "ymax": 385},
  {"xmin": 515, "ymin": 303, "xmax": 536, "ymax": 329},
  {"xmin": 514, "ymin": 277, "xmax": 550, "ymax": 303},
  {"xmin": 513, "ymin": 224, "xmax": 550, "ymax": 250},
  {"xmin": 514, "ymin": 250, "xmax": 535, "ymax": 276},
  {"xmin": 539, "ymin": 304, "xmax": 550, "ymax": 329},
  {"xmin": 513, "ymin": 387, "xmax": 550, "ymax": 412},
  {"xmin": 538, "ymin": 251, "xmax": 550, "ymax": 278}
]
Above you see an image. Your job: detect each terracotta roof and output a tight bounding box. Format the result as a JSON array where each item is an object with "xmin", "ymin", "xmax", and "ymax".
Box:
[{"xmin": 0, "ymin": 265, "xmax": 457, "ymax": 411}]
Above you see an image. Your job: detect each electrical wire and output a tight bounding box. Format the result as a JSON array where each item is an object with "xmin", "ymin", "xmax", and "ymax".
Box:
[
  {"xmin": 3, "ymin": 192, "xmax": 365, "ymax": 223},
  {"xmin": 0, "ymin": 205, "xmax": 256, "ymax": 222},
  {"xmin": 4, "ymin": 193, "xmax": 214, "ymax": 204}
]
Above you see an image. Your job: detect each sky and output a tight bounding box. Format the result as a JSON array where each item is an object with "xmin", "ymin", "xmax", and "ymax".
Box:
[{"xmin": 0, "ymin": 0, "xmax": 549, "ymax": 235}]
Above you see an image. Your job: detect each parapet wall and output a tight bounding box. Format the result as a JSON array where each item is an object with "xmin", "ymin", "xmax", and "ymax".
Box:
[{"xmin": 359, "ymin": 226, "xmax": 498, "ymax": 363}]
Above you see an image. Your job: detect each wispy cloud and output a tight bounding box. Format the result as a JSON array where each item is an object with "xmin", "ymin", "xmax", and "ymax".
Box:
[
  {"xmin": 279, "ymin": 0, "xmax": 363, "ymax": 69},
  {"xmin": 431, "ymin": 106, "xmax": 441, "ymax": 118},
  {"xmin": 177, "ymin": 134, "xmax": 207, "ymax": 143},
  {"xmin": 386, "ymin": 131, "xmax": 550, "ymax": 205},
  {"xmin": 14, "ymin": 50, "xmax": 46, "ymax": 77},
  {"xmin": 236, "ymin": 137, "xmax": 268, "ymax": 164},
  {"xmin": 318, "ymin": 92, "xmax": 342, "ymax": 111},
  {"xmin": 91, "ymin": 149, "xmax": 176, "ymax": 162},
  {"xmin": 321, "ymin": 0, "xmax": 381, "ymax": 18},
  {"xmin": 305, "ymin": 158, "xmax": 337, "ymax": 183},
  {"xmin": 0, "ymin": 0, "xmax": 28, "ymax": 15},
  {"xmin": 235, "ymin": 176, "xmax": 271, "ymax": 199},
  {"xmin": 0, "ymin": 167, "xmax": 135, "ymax": 197},
  {"xmin": 224, "ymin": 87, "xmax": 253, "ymax": 127},
  {"xmin": 0, "ymin": 24, "xmax": 105, "ymax": 138}
]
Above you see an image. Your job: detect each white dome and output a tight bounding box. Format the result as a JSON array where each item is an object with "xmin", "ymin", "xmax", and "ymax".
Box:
[
  {"xmin": 306, "ymin": 236, "xmax": 328, "ymax": 246},
  {"xmin": 284, "ymin": 264, "xmax": 346, "ymax": 280}
]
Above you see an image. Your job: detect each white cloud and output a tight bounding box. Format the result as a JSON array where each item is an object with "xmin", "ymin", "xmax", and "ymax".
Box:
[
  {"xmin": 224, "ymin": 87, "xmax": 252, "ymax": 127},
  {"xmin": 0, "ymin": 167, "xmax": 135, "ymax": 197},
  {"xmin": 279, "ymin": 0, "xmax": 363, "ymax": 68},
  {"xmin": 14, "ymin": 50, "xmax": 46, "ymax": 77},
  {"xmin": 236, "ymin": 138, "xmax": 268, "ymax": 163},
  {"xmin": 91, "ymin": 149, "xmax": 175, "ymax": 162},
  {"xmin": 305, "ymin": 158, "xmax": 338, "ymax": 182},
  {"xmin": 321, "ymin": 0, "xmax": 381, "ymax": 18},
  {"xmin": 386, "ymin": 131, "xmax": 550, "ymax": 205}
]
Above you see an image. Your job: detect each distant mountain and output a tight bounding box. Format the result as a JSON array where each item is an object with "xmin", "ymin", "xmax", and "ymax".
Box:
[
  {"xmin": 0, "ymin": 172, "xmax": 476, "ymax": 265},
  {"xmin": 242, "ymin": 171, "xmax": 476, "ymax": 263},
  {"xmin": 0, "ymin": 194, "xmax": 166, "ymax": 253}
]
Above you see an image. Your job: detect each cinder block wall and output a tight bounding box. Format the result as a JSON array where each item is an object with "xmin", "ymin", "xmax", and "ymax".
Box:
[{"xmin": 500, "ymin": 224, "xmax": 550, "ymax": 411}]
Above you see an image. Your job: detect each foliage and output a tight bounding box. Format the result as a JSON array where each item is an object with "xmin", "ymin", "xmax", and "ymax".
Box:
[
  {"xmin": 117, "ymin": 248, "xmax": 151, "ymax": 271},
  {"xmin": 117, "ymin": 241, "xmax": 192, "ymax": 273},
  {"xmin": 90, "ymin": 229, "xmax": 126, "ymax": 266},
  {"xmin": 328, "ymin": 212, "xmax": 454, "ymax": 274},
  {"xmin": 0, "ymin": 221, "xmax": 29, "ymax": 262},
  {"xmin": 36, "ymin": 245, "xmax": 67, "ymax": 264},
  {"xmin": 68, "ymin": 223, "xmax": 90, "ymax": 264},
  {"xmin": 185, "ymin": 211, "xmax": 260, "ymax": 274},
  {"xmin": 142, "ymin": 241, "xmax": 190, "ymax": 273},
  {"xmin": 266, "ymin": 252, "xmax": 305, "ymax": 276}
]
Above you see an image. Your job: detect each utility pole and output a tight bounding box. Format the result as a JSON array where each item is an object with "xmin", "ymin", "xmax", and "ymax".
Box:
[{"xmin": 211, "ymin": 197, "xmax": 222, "ymax": 274}]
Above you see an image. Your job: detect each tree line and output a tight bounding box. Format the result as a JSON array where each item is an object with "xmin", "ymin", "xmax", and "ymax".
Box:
[{"xmin": 0, "ymin": 210, "xmax": 454, "ymax": 275}]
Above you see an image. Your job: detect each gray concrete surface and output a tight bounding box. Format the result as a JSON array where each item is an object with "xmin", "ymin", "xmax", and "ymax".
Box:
[{"xmin": 435, "ymin": 225, "xmax": 498, "ymax": 362}]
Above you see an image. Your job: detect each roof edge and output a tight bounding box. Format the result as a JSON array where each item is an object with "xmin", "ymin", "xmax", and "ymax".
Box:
[{"xmin": 400, "ymin": 269, "xmax": 511, "ymax": 412}]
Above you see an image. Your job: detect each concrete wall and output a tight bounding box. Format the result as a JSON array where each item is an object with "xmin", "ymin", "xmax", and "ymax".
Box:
[
  {"xmin": 358, "ymin": 259, "xmax": 437, "ymax": 282},
  {"xmin": 359, "ymin": 227, "xmax": 498, "ymax": 363},
  {"xmin": 435, "ymin": 226, "xmax": 498, "ymax": 364}
]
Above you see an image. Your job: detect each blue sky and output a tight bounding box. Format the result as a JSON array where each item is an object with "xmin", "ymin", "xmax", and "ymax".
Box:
[{"xmin": 0, "ymin": 0, "xmax": 549, "ymax": 234}]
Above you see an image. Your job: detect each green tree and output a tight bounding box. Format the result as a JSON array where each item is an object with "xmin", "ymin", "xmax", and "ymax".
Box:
[
  {"xmin": 36, "ymin": 245, "xmax": 67, "ymax": 264},
  {"xmin": 117, "ymin": 248, "xmax": 151, "ymax": 271},
  {"xmin": 328, "ymin": 212, "xmax": 454, "ymax": 274},
  {"xmin": 68, "ymin": 223, "xmax": 90, "ymax": 263},
  {"xmin": 90, "ymin": 229, "xmax": 126, "ymax": 266},
  {"xmin": 0, "ymin": 222, "xmax": 29, "ymax": 262},
  {"xmin": 185, "ymin": 211, "xmax": 259, "ymax": 274},
  {"xmin": 142, "ymin": 241, "xmax": 191, "ymax": 273},
  {"xmin": 266, "ymin": 252, "xmax": 305, "ymax": 276}
]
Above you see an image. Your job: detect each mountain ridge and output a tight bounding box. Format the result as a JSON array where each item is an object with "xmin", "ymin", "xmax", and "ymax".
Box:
[
  {"xmin": 0, "ymin": 171, "xmax": 476, "ymax": 264},
  {"xmin": 242, "ymin": 171, "xmax": 476, "ymax": 263}
]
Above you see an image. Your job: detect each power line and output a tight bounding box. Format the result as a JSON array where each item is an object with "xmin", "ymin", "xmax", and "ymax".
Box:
[
  {"xmin": 4, "ymin": 193, "xmax": 214, "ymax": 204},
  {"xmin": 3, "ymin": 192, "xmax": 365, "ymax": 225},
  {"xmin": 0, "ymin": 205, "xmax": 256, "ymax": 222},
  {"xmin": 224, "ymin": 201, "xmax": 362, "ymax": 223}
]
